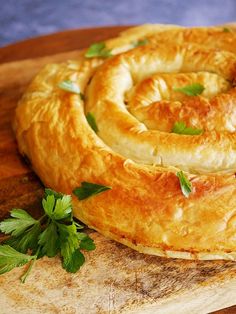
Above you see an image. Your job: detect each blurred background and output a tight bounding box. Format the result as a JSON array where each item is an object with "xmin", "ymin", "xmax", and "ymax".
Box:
[{"xmin": 1, "ymin": 0, "xmax": 236, "ymax": 47}]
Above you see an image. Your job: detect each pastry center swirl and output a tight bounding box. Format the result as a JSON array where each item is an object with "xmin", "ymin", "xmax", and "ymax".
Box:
[{"xmin": 86, "ymin": 43, "xmax": 236, "ymax": 174}]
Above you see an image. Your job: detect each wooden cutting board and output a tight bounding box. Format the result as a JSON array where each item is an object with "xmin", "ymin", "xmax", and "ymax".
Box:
[{"xmin": 0, "ymin": 26, "xmax": 236, "ymax": 314}]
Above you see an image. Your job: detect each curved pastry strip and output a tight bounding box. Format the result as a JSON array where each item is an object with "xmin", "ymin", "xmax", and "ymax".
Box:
[
  {"xmin": 105, "ymin": 25, "xmax": 236, "ymax": 55},
  {"xmin": 147, "ymin": 27, "xmax": 236, "ymax": 54},
  {"xmin": 14, "ymin": 25, "xmax": 236, "ymax": 260}
]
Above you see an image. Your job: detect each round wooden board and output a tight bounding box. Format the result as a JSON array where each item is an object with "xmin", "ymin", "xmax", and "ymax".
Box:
[
  {"xmin": 0, "ymin": 25, "xmax": 236, "ymax": 314},
  {"xmin": 0, "ymin": 25, "xmax": 131, "ymax": 63}
]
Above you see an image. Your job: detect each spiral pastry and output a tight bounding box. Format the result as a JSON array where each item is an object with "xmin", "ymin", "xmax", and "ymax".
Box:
[{"xmin": 14, "ymin": 25, "xmax": 236, "ymax": 260}]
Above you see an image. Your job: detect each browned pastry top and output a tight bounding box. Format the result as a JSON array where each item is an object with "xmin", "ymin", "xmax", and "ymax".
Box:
[{"xmin": 14, "ymin": 24, "xmax": 236, "ymax": 260}]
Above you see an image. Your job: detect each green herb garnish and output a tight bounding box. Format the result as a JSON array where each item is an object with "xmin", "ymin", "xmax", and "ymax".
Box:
[
  {"xmin": 222, "ymin": 27, "xmax": 231, "ymax": 33},
  {"xmin": 85, "ymin": 42, "xmax": 112, "ymax": 58},
  {"xmin": 73, "ymin": 182, "xmax": 111, "ymax": 200},
  {"xmin": 0, "ymin": 189, "xmax": 95, "ymax": 282},
  {"xmin": 172, "ymin": 121, "xmax": 203, "ymax": 135},
  {"xmin": 132, "ymin": 38, "xmax": 149, "ymax": 47},
  {"xmin": 86, "ymin": 112, "xmax": 98, "ymax": 133},
  {"xmin": 58, "ymin": 80, "xmax": 84, "ymax": 100},
  {"xmin": 173, "ymin": 83, "xmax": 204, "ymax": 96},
  {"xmin": 177, "ymin": 171, "xmax": 192, "ymax": 198},
  {"xmin": 0, "ymin": 245, "xmax": 35, "ymax": 277}
]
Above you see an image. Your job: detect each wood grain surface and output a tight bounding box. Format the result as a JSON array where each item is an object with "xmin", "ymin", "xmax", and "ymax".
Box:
[{"xmin": 0, "ymin": 26, "xmax": 236, "ymax": 314}]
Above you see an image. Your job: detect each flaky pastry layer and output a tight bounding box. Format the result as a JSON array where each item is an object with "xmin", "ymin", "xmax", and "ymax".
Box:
[{"xmin": 14, "ymin": 24, "xmax": 236, "ymax": 260}]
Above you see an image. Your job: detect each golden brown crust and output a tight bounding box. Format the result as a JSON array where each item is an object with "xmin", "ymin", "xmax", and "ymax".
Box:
[{"xmin": 14, "ymin": 25, "xmax": 236, "ymax": 260}]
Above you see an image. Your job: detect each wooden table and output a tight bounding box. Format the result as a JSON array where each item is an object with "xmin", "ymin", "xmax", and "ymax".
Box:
[{"xmin": 0, "ymin": 26, "xmax": 236, "ymax": 314}]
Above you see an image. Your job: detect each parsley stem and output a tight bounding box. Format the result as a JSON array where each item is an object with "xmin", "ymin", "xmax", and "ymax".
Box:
[
  {"xmin": 20, "ymin": 247, "xmax": 40, "ymax": 283},
  {"xmin": 20, "ymin": 258, "xmax": 35, "ymax": 283},
  {"xmin": 39, "ymin": 214, "xmax": 47, "ymax": 222},
  {"xmin": 0, "ymin": 235, "xmax": 10, "ymax": 243}
]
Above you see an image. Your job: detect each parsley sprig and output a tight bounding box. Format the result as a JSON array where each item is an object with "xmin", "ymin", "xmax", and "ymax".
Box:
[
  {"xmin": 132, "ymin": 38, "xmax": 149, "ymax": 47},
  {"xmin": 86, "ymin": 112, "xmax": 99, "ymax": 133},
  {"xmin": 85, "ymin": 42, "xmax": 112, "ymax": 58},
  {"xmin": 0, "ymin": 245, "xmax": 35, "ymax": 278},
  {"xmin": 222, "ymin": 27, "xmax": 231, "ymax": 33},
  {"xmin": 172, "ymin": 121, "xmax": 203, "ymax": 135},
  {"xmin": 177, "ymin": 171, "xmax": 192, "ymax": 198},
  {"xmin": 73, "ymin": 182, "xmax": 111, "ymax": 200},
  {"xmin": 173, "ymin": 83, "xmax": 205, "ymax": 96},
  {"xmin": 0, "ymin": 189, "xmax": 95, "ymax": 282},
  {"xmin": 58, "ymin": 80, "xmax": 84, "ymax": 100}
]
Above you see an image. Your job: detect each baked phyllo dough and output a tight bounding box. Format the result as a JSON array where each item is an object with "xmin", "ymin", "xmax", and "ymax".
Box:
[{"xmin": 14, "ymin": 25, "xmax": 236, "ymax": 260}]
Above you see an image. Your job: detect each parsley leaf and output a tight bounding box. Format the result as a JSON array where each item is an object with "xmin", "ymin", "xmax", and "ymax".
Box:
[
  {"xmin": 85, "ymin": 42, "xmax": 112, "ymax": 58},
  {"xmin": 63, "ymin": 249, "xmax": 85, "ymax": 273},
  {"xmin": 45, "ymin": 188, "xmax": 64, "ymax": 200},
  {"xmin": 173, "ymin": 83, "xmax": 204, "ymax": 96},
  {"xmin": 177, "ymin": 171, "xmax": 192, "ymax": 198},
  {"xmin": 58, "ymin": 80, "xmax": 84, "ymax": 100},
  {"xmin": 172, "ymin": 121, "xmax": 203, "ymax": 135},
  {"xmin": 58, "ymin": 224, "xmax": 78, "ymax": 254},
  {"xmin": 0, "ymin": 245, "xmax": 34, "ymax": 275},
  {"xmin": 38, "ymin": 222, "xmax": 59, "ymax": 257},
  {"xmin": 222, "ymin": 27, "xmax": 231, "ymax": 32},
  {"xmin": 80, "ymin": 236, "xmax": 96, "ymax": 251},
  {"xmin": 77, "ymin": 232, "xmax": 88, "ymax": 240},
  {"xmin": 132, "ymin": 38, "xmax": 149, "ymax": 47},
  {"xmin": 0, "ymin": 209, "xmax": 38, "ymax": 237},
  {"xmin": 53, "ymin": 195, "xmax": 72, "ymax": 220},
  {"xmin": 86, "ymin": 112, "xmax": 99, "ymax": 133},
  {"xmin": 58, "ymin": 223, "xmax": 83, "ymax": 272},
  {"xmin": 73, "ymin": 182, "xmax": 111, "ymax": 200},
  {"xmin": 74, "ymin": 221, "xmax": 84, "ymax": 230},
  {"xmin": 42, "ymin": 195, "xmax": 55, "ymax": 218},
  {"xmin": 4, "ymin": 223, "xmax": 41, "ymax": 254},
  {"xmin": 42, "ymin": 194, "xmax": 72, "ymax": 220}
]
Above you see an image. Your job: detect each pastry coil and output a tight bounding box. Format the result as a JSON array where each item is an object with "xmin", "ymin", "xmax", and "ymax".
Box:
[{"xmin": 14, "ymin": 25, "xmax": 236, "ymax": 260}]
